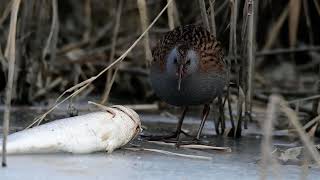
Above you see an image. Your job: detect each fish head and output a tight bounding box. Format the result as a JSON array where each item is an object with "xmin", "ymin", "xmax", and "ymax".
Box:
[{"xmin": 111, "ymin": 105, "xmax": 142, "ymax": 139}]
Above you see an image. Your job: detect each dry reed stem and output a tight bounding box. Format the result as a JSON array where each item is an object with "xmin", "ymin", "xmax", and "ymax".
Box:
[
  {"xmin": 262, "ymin": 4, "xmax": 289, "ymax": 50},
  {"xmin": 88, "ymin": 101, "xmax": 113, "ymax": 112},
  {"xmin": 125, "ymin": 147, "xmax": 212, "ymax": 160},
  {"xmin": 311, "ymin": 82, "xmax": 320, "ymax": 118},
  {"xmin": 280, "ymin": 100, "xmax": 320, "ymax": 166},
  {"xmin": 42, "ymin": 0, "xmax": 59, "ymax": 65},
  {"xmin": 232, "ymin": 0, "xmax": 242, "ymax": 135},
  {"xmin": 102, "ymin": 67, "xmax": 119, "ymax": 104},
  {"xmin": 209, "ymin": 0, "xmax": 228, "ymax": 17},
  {"xmin": 240, "ymin": 1, "xmax": 248, "ymax": 118},
  {"xmin": 225, "ymin": 0, "xmax": 238, "ymax": 134},
  {"xmin": 208, "ymin": 0, "xmax": 216, "ymax": 37},
  {"xmin": 260, "ymin": 95, "xmax": 282, "ymax": 180},
  {"xmin": 314, "ymin": 0, "xmax": 320, "ymax": 15},
  {"xmin": 198, "ymin": 0, "xmax": 210, "ymax": 31},
  {"xmin": 230, "ymin": 0, "xmax": 238, "ymax": 57},
  {"xmin": 241, "ymin": 0, "xmax": 248, "ymax": 49},
  {"xmin": 312, "ymin": 81, "xmax": 320, "ymax": 117},
  {"xmin": 257, "ymin": 46, "xmax": 320, "ymax": 56},
  {"xmin": 288, "ymin": 0, "xmax": 301, "ymax": 47},
  {"xmin": 101, "ymin": 0, "xmax": 123, "ymax": 104},
  {"xmin": 295, "ymin": 101, "xmax": 300, "ymax": 115},
  {"xmin": 2, "ymin": 0, "xmax": 21, "ymax": 167},
  {"xmin": 137, "ymin": 0, "xmax": 152, "ymax": 66},
  {"xmin": 228, "ymin": 0, "xmax": 238, "ymax": 66},
  {"xmin": 288, "ymin": 94, "xmax": 320, "ymax": 104},
  {"xmin": 172, "ymin": 0, "xmax": 181, "ymax": 27},
  {"xmin": 166, "ymin": 0, "xmax": 180, "ymax": 28},
  {"xmin": 226, "ymin": 86, "xmax": 235, "ymax": 130},
  {"xmin": 167, "ymin": 0, "xmax": 175, "ymax": 30},
  {"xmin": 227, "ymin": 0, "xmax": 239, "ymax": 133},
  {"xmin": 27, "ymin": 0, "xmax": 175, "ymax": 128},
  {"xmin": 234, "ymin": 86, "xmax": 245, "ymax": 137},
  {"xmin": 246, "ymin": 0, "xmax": 255, "ymax": 124},
  {"xmin": 240, "ymin": 0, "xmax": 249, "ymax": 129},
  {"xmin": 303, "ymin": 115, "xmax": 320, "ymax": 131},
  {"xmin": 83, "ymin": 0, "xmax": 92, "ymax": 41},
  {"xmin": 302, "ymin": 0, "xmax": 314, "ymax": 44},
  {"xmin": 0, "ymin": 44, "xmax": 6, "ymax": 70},
  {"xmin": 0, "ymin": 1, "xmax": 12, "ymax": 30},
  {"xmin": 55, "ymin": 77, "xmax": 96, "ymax": 103}
]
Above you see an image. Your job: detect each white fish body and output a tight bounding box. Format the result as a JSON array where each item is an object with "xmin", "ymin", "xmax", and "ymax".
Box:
[{"xmin": 0, "ymin": 105, "xmax": 141, "ymax": 154}]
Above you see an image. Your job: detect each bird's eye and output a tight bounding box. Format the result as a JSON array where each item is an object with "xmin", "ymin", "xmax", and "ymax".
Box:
[
  {"xmin": 173, "ymin": 57, "xmax": 178, "ymax": 64},
  {"xmin": 186, "ymin": 59, "xmax": 191, "ymax": 65}
]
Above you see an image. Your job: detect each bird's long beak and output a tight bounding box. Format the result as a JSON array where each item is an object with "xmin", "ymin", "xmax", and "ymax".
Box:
[{"xmin": 177, "ymin": 64, "xmax": 183, "ymax": 91}]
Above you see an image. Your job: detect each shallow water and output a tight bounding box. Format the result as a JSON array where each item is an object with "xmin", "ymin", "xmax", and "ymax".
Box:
[{"xmin": 0, "ymin": 106, "xmax": 319, "ymax": 180}]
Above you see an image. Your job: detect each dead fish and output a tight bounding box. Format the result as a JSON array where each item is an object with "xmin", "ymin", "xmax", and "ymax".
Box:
[{"xmin": 0, "ymin": 105, "xmax": 141, "ymax": 154}]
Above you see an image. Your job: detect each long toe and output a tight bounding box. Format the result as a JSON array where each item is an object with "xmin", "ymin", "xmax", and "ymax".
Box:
[{"xmin": 180, "ymin": 130, "xmax": 192, "ymax": 137}]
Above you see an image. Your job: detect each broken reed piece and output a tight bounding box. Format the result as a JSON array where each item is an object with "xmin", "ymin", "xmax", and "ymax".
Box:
[
  {"xmin": 179, "ymin": 144, "xmax": 232, "ymax": 152},
  {"xmin": 147, "ymin": 141, "xmax": 232, "ymax": 152},
  {"xmin": 2, "ymin": 0, "xmax": 22, "ymax": 167},
  {"xmin": 124, "ymin": 103, "xmax": 159, "ymax": 111},
  {"xmin": 125, "ymin": 147, "xmax": 212, "ymax": 160},
  {"xmin": 0, "ymin": 105, "xmax": 141, "ymax": 154}
]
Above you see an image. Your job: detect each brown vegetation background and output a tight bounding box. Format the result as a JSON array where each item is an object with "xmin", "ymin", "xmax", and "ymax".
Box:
[{"xmin": 0, "ymin": 0, "xmax": 319, "ymax": 105}]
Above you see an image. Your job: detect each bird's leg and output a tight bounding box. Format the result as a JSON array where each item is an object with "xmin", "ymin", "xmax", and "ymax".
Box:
[
  {"xmin": 215, "ymin": 119, "xmax": 220, "ymax": 135},
  {"xmin": 227, "ymin": 90, "xmax": 235, "ymax": 135},
  {"xmin": 212, "ymin": 100, "xmax": 220, "ymax": 135},
  {"xmin": 195, "ymin": 104, "xmax": 210, "ymax": 140},
  {"xmin": 173, "ymin": 106, "xmax": 188, "ymax": 139},
  {"xmin": 218, "ymin": 96, "xmax": 225, "ymax": 135},
  {"xmin": 141, "ymin": 106, "xmax": 189, "ymax": 141},
  {"xmin": 164, "ymin": 106, "xmax": 189, "ymax": 147}
]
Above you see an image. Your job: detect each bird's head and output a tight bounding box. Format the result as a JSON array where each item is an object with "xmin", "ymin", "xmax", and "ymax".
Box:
[{"xmin": 166, "ymin": 44, "xmax": 199, "ymax": 91}]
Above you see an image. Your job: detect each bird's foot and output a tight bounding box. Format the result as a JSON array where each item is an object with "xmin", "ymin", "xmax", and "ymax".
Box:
[
  {"xmin": 180, "ymin": 130, "xmax": 192, "ymax": 137},
  {"xmin": 140, "ymin": 134, "xmax": 171, "ymax": 141},
  {"xmin": 193, "ymin": 137, "xmax": 200, "ymax": 142},
  {"xmin": 141, "ymin": 130, "xmax": 190, "ymax": 141},
  {"xmin": 176, "ymin": 137, "xmax": 211, "ymax": 147}
]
